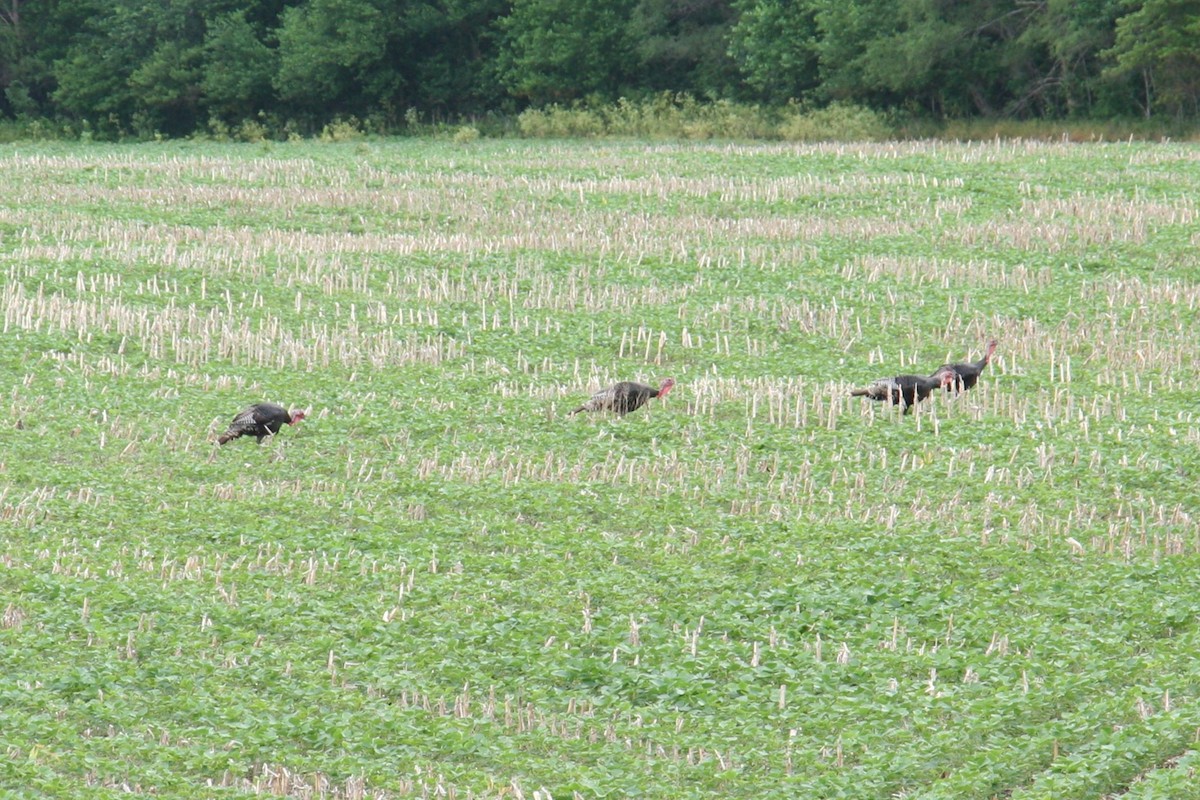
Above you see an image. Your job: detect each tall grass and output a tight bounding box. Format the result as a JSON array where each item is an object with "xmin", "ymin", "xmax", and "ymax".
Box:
[{"xmin": 5, "ymin": 95, "xmax": 1198, "ymax": 143}]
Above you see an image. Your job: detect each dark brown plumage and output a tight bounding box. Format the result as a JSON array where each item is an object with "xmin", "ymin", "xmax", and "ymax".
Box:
[
  {"xmin": 218, "ymin": 403, "xmax": 306, "ymax": 444},
  {"xmin": 850, "ymin": 368, "xmax": 956, "ymax": 413},
  {"xmin": 570, "ymin": 378, "xmax": 676, "ymax": 416},
  {"xmin": 935, "ymin": 339, "xmax": 998, "ymax": 393}
]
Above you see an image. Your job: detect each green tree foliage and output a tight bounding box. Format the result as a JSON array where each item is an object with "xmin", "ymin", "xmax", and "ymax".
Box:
[
  {"xmin": 1105, "ymin": 0, "xmax": 1200, "ymax": 117},
  {"xmin": 52, "ymin": 1, "xmax": 158, "ymax": 132},
  {"xmin": 51, "ymin": 0, "xmax": 286, "ymax": 136},
  {"xmin": 497, "ymin": 0, "xmax": 638, "ymax": 103},
  {"xmin": 202, "ymin": 11, "xmax": 277, "ymax": 122},
  {"xmin": 630, "ymin": 0, "xmax": 741, "ymax": 100},
  {"xmin": 852, "ymin": 0, "xmax": 1024, "ymax": 116},
  {"xmin": 274, "ymin": 0, "xmax": 389, "ymax": 114},
  {"xmin": 1010, "ymin": 0, "xmax": 1131, "ymax": 117},
  {"xmin": 0, "ymin": 13, "xmax": 24, "ymax": 122},
  {"xmin": 728, "ymin": 0, "xmax": 820, "ymax": 104},
  {"xmin": 274, "ymin": 0, "xmax": 507, "ymax": 125},
  {"xmin": 398, "ymin": 0, "xmax": 509, "ymax": 116},
  {"xmin": 1, "ymin": 0, "xmax": 86, "ymax": 117},
  {"xmin": 3, "ymin": 0, "xmax": 1199, "ymax": 134},
  {"xmin": 807, "ymin": 0, "xmax": 902, "ymax": 105},
  {"xmin": 0, "ymin": 0, "xmax": 17, "ymax": 95}
]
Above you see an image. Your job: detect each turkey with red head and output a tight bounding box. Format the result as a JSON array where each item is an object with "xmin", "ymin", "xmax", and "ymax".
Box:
[
  {"xmin": 570, "ymin": 378, "xmax": 675, "ymax": 416},
  {"xmin": 218, "ymin": 403, "xmax": 306, "ymax": 444},
  {"xmin": 850, "ymin": 368, "xmax": 956, "ymax": 414},
  {"xmin": 935, "ymin": 339, "xmax": 998, "ymax": 393}
]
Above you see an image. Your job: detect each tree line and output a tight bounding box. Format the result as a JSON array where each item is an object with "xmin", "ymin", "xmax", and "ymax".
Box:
[{"xmin": 1, "ymin": 0, "xmax": 1197, "ymax": 138}]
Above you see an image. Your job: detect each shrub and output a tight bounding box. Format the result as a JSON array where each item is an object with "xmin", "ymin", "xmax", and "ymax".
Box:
[
  {"xmin": 237, "ymin": 118, "xmax": 269, "ymax": 143},
  {"xmin": 518, "ymin": 94, "xmax": 778, "ymax": 140},
  {"xmin": 452, "ymin": 125, "xmax": 481, "ymax": 144},
  {"xmin": 320, "ymin": 116, "xmax": 365, "ymax": 142},
  {"xmin": 0, "ymin": 117, "xmax": 69, "ymax": 143},
  {"xmin": 207, "ymin": 116, "xmax": 232, "ymax": 142},
  {"xmin": 517, "ymin": 106, "xmax": 606, "ymax": 138},
  {"xmin": 680, "ymin": 99, "xmax": 775, "ymax": 140},
  {"xmin": 778, "ymin": 102, "xmax": 891, "ymax": 142}
]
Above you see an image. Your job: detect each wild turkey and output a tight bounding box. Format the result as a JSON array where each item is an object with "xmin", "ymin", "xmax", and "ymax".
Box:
[
  {"xmin": 570, "ymin": 378, "xmax": 675, "ymax": 416},
  {"xmin": 935, "ymin": 339, "xmax": 998, "ymax": 393},
  {"xmin": 850, "ymin": 368, "xmax": 957, "ymax": 413},
  {"xmin": 218, "ymin": 403, "xmax": 306, "ymax": 444}
]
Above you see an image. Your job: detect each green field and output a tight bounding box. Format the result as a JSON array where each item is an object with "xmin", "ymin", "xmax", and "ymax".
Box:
[{"xmin": 2, "ymin": 138, "xmax": 1200, "ymax": 799}]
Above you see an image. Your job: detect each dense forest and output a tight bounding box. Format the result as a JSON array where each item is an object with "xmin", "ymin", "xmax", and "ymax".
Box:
[{"xmin": 1, "ymin": 0, "xmax": 1198, "ymax": 138}]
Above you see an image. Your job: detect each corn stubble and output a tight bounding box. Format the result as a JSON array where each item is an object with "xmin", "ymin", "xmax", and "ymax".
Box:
[{"xmin": 2, "ymin": 139, "xmax": 1199, "ymax": 799}]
